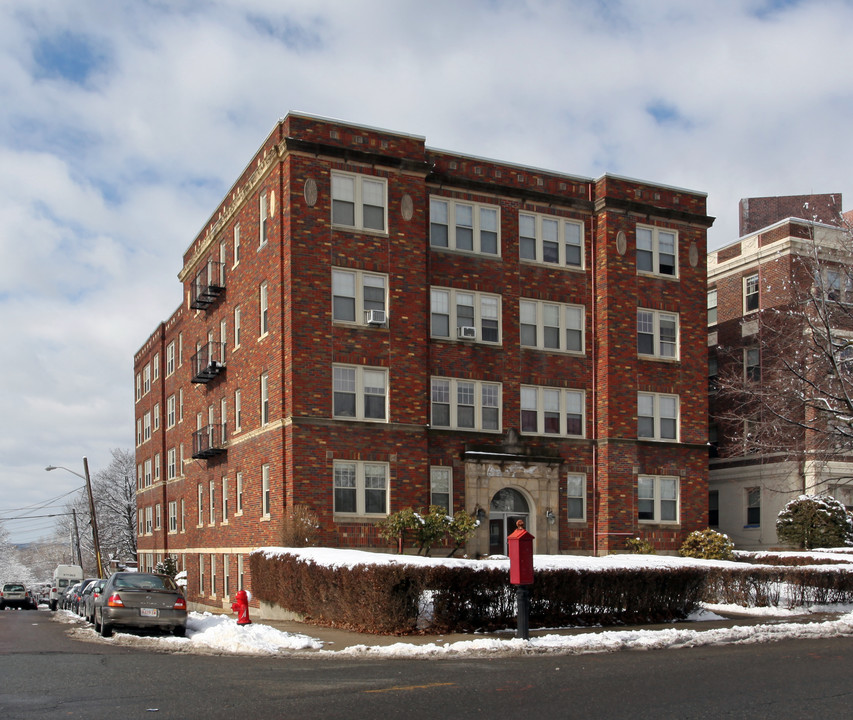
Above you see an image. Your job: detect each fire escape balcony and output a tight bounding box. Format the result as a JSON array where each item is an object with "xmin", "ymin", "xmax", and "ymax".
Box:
[
  {"xmin": 192, "ymin": 424, "xmax": 227, "ymax": 459},
  {"xmin": 191, "ymin": 342, "xmax": 226, "ymax": 384},
  {"xmin": 190, "ymin": 261, "xmax": 225, "ymax": 310}
]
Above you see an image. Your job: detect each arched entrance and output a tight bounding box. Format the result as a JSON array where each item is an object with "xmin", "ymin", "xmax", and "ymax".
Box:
[{"xmin": 488, "ymin": 487, "xmax": 530, "ymax": 555}]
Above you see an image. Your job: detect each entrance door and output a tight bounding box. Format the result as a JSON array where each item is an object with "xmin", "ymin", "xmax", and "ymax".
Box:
[{"xmin": 488, "ymin": 487, "xmax": 530, "ymax": 555}]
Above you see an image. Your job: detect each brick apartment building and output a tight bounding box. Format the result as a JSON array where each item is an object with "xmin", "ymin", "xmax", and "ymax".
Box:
[
  {"xmin": 709, "ymin": 193, "xmax": 853, "ymax": 548},
  {"xmin": 134, "ymin": 113, "xmax": 713, "ymax": 610}
]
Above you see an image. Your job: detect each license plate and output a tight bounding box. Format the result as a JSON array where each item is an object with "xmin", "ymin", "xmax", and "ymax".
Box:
[{"xmin": 140, "ymin": 608, "xmax": 158, "ymax": 617}]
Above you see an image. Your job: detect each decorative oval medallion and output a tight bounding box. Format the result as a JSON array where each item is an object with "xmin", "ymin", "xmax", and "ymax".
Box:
[
  {"xmin": 689, "ymin": 241, "xmax": 699, "ymax": 268},
  {"xmin": 401, "ymin": 193, "xmax": 413, "ymax": 221},
  {"xmin": 304, "ymin": 178, "xmax": 318, "ymax": 207},
  {"xmin": 616, "ymin": 230, "xmax": 627, "ymax": 256}
]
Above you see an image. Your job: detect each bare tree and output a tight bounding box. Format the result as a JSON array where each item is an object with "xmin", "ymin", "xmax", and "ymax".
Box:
[{"xmin": 714, "ymin": 220, "xmax": 853, "ymax": 494}]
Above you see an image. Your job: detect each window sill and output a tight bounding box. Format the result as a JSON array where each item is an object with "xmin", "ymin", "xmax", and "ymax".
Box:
[
  {"xmin": 332, "ymin": 223, "xmax": 389, "ymax": 238},
  {"xmin": 520, "ymin": 259, "xmax": 585, "ymax": 273},
  {"xmin": 743, "ymin": 524, "xmax": 761, "ymax": 530},
  {"xmin": 429, "ymin": 246, "xmax": 502, "ymax": 260},
  {"xmin": 260, "ymin": 515, "xmax": 270, "ymax": 522},
  {"xmin": 637, "ymin": 271, "xmax": 679, "ymax": 281},
  {"xmin": 637, "ymin": 355, "xmax": 680, "ymax": 363},
  {"xmin": 333, "ymin": 513, "xmax": 387, "ymax": 523}
]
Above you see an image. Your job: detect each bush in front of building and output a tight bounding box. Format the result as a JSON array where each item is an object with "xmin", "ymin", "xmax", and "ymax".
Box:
[
  {"xmin": 280, "ymin": 504, "xmax": 320, "ymax": 547},
  {"xmin": 624, "ymin": 537, "xmax": 656, "ymax": 554},
  {"xmin": 679, "ymin": 528, "xmax": 735, "ymax": 560},
  {"xmin": 776, "ymin": 494, "xmax": 853, "ymax": 550},
  {"xmin": 375, "ymin": 507, "xmax": 477, "ymax": 557}
]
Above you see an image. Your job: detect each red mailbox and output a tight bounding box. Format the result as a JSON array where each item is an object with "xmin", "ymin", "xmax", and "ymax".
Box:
[{"xmin": 507, "ymin": 520, "xmax": 535, "ymax": 585}]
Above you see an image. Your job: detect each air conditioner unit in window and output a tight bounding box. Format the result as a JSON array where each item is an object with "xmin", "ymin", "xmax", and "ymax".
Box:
[
  {"xmin": 457, "ymin": 326, "xmax": 477, "ymax": 340},
  {"xmin": 365, "ymin": 309, "xmax": 387, "ymax": 326}
]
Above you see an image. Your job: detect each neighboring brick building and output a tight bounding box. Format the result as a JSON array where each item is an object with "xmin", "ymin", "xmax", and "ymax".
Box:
[
  {"xmin": 134, "ymin": 113, "xmax": 713, "ymax": 610},
  {"xmin": 709, "ymin": 194, "xmax": 853, "ymax": 548}
]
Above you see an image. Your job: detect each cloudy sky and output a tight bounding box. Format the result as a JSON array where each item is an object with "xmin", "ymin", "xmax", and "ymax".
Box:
[{"xmin": 3, "ymin": 0, "xmax": 853, "ymax": 543}]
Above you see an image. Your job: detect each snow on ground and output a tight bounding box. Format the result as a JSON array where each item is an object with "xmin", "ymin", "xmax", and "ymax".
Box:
[{"xmin": 48, "ymin": 547, "xmax": 853, "ymax": 658}]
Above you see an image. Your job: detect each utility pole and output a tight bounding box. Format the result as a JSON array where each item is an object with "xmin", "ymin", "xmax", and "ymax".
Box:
[
  {"xmin": 71, "ymin": 508, "xmax": 83, "ymax": 568},
  {"xmin": 83, "ymin": 457, "xmax": 104, "ymax": 577}
]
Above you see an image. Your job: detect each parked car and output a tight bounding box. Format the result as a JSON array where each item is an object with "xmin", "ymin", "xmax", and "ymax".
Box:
[
  {"xmin": 62, "ymin": 583, "xmax": 81, "ymax": 611},
  {"xmin": 93, "ymin": 572, "xmax": 187, "ymax": 637},
  {"xmin": 81, "ymin": 578, "xmax": 107, "ymax": 623},
  {"xmin": 71, "ymin": 579, "xmax": 99, "ymax": 615},
  {"xmin": 50, "ymin": 565, "xmax": 83, "ymax": 611},
  {"xmin": 0, "ymin": 582, "xmax": 36, "ymax": 610}
]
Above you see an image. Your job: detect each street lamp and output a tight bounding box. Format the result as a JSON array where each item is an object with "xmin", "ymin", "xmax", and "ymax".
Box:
[{"xmin": 46, "ymin": 457, "xmax": 104, "ymax": 577}]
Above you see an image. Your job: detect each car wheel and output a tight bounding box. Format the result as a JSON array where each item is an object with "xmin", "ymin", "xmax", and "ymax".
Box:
[
  {"xmin": 173, "ymin": 625, "xmax": 186, "ymax": 637},
  {"xmin": 93, "ymin": 611, "xmax": 101, "ymax": 633},
  {"xmin": 49, "ymin": 601, "xmax": 57, "ymax": 611},
  {"xmin": 100, "ymin": 617, "xmax": 113, "ymax": 638}
]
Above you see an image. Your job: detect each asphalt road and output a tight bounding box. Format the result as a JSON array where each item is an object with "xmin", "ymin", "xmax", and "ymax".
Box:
[{"xmin": 2, "ymin": 609, "xmax": 853, "ymax": 719}]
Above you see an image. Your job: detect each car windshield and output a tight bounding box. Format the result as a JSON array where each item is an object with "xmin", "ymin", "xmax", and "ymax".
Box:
[
  {"xmin": 113, "ymin": 574, "xmax": 177, "ymax": 591},
  {"xmin": 4, "ymin": 584, "xmax": 25, "ymax": 592}
]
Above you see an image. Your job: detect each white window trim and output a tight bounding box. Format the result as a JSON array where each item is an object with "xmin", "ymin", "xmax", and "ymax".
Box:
[
  {"xmin": 430, "ymin": 466, "xmax": 452, "ymax": 513},
  {"xmin": 332, "ymin": 364, "xmax": 388, "ymax": 422},
  {"xmin": 520, "ymin": 385, "xmax": 585, "ymax": 438},
  {"xmin": 638, "ymin": 475, "xmax": 680, "ymax": 524},
  {"xmin": 259, "ymin": 191, "xmax": 270, "ymax": 247},
  {"xmin": 746, "ymin": 487, "xmax": 761, "ymax": 527},
  {"xmin": 233, "ymin": 223, "xmax": 241, "ymax": 267},
  {"xmin": 332, "ymin": 268, "xmax": 388, "ymax": 326},
  {"xmin": 259, "ymin": 282, "xmax": 269, "ymax": 337},
  {"xmin": 518, "ymin": 211, "xmax": 584, "ymax": 269},
  {"xmin": 261, "ymin": 463, "xmax": 271, "ymax": 518},
  {"xmin": 519, "ymin": 299, "xmax": 585, "ymax": 354},
  {"xmin": 636, "ymin": 225, "xmax": 678, "ymax": 278},
  {"xmin": 707, "ymin": 288, "xmax": 718, "ymax": 326},
  {"xmin": 167, "ymin": 448, "xmax": 176, "ymax": 480},
  {"xmin": 168, "ymin": 501, "xmax": 177, "ymax": 534},
  {"xmin": 331, "ymin": 171, "xmax": 388, "ymax": 233},
  {"xmin": 430, "ymin": 287, "xmax": 502, "ymax": 344},
  {"xmin": 429, "ymin": 196, "xmax": 501, "ymax": 256},
  {"xmin": 236, "ymin": 471, "xmax": 244, "ymax": 516},
  {"xmin": 234, "ymin": 305, "xmax": 241, "ymax": 348},
  {"xmin": 430, "ymin": 377, "xmax": 502, "ymax": 432},
  {"xmin": 166, "ymin": 343, "xmax": 175, "ymax": 376},
  {"xmin": 637, "ymin": 392, "xmax": 679, "ymax": 441},
  {"xmin": 637, "ymin": 308, "xmax": 680, "ymax": 360},
  {"xmin": 260, "ymin": 373, "xmax": 269, "ymax": 425},
  {"xmin": 167, "ymin": 395, "xmax": 176, "ymax": 429},
  {"xmin": 744, "ymin": 273, "xmax": 759, "ymax": 313},
  {"xmin": 566, "ymin": 473, "xmax": 587, "ymax": 522},
  {"xmin": 333, "ymin": 460, "xmax": 389, "ymax": 517}
]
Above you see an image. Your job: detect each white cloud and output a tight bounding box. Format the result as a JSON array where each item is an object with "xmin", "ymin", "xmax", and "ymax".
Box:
[{"xmin": 4, "ymin": 0, "xmax": 853, "ymax": 540}]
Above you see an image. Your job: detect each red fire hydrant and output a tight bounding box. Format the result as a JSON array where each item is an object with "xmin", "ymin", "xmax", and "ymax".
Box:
[{"xmin": 231, "ymin": 589, "xmax": 252, "ymax": 626}]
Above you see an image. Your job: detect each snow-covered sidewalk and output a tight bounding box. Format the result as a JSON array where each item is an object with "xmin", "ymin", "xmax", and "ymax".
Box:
[{"xmin": 56, "ymin": 603, "xmax": 853, "ymax": 658}]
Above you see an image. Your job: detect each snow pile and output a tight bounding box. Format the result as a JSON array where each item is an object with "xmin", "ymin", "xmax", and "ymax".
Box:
[{"xmin": 185, "ymin": 612, "xmax": 323, "ymax": 653}]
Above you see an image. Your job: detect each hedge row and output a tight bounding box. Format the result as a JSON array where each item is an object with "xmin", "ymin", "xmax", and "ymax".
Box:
[{"xmin": 250, "ymin": 552, "xmax": 853, "ymax": 634}]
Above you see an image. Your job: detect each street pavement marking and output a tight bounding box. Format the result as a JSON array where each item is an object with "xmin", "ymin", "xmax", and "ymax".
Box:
[{"xmin": 365, "ymin": 682, "xmax": 456, "ymax": 694}]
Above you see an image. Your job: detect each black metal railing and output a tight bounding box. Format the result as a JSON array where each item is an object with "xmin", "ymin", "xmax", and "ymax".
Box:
[
  {"xmin": 191, "ymin": 342, "xmax": 226, "ymax": 384},
  {"xmin": 190, "ymin": 261, "xmax": 225, "ymax": 310},
  {"xmin": 192, "ymin": 423, "xmax": 227, "ymax": 459}
]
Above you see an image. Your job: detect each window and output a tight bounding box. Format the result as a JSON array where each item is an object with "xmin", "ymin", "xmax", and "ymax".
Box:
[
  {"xmin": 166, "ymin": 342, "xmax": 175, "ymax": 376},
  {"xmin": 236, "ymin": 471, "xmax": 243, "ymax": 514},
  {"xmin": 237, "ymin": 555, "xmax": 244, "ymax": 591},
  {"xmin": 223, "ymin": 554, "xmax": 230, "ymax": 598},
  {"xmin": 744, "ymin": 274, "xmax": 759, "ymax": 313},
  {"xmin": 167, "ymin": 448, "xmax": 176, "ymax": 480},
  {"xmin": 709, "ymin": 490, "xmax": 719, "ymax": 527},
  {"xmin": 220, "ymin": 318, "xmax": 227, "ymax": 350},
  {"xmin": 520, "ymin": 386, "xmax": 585, "ymax": 437},
  {"xmin": 260, "ymin": 373, "xmax": 269, "ymax": 425},
  {"xmin": 168, "ymin": 501, "xmax": 177, "ymax": 533},
  {"xmin": 637, "ymin": 309, "xmax": 679, "ymax": 359},
  {"xmin": 707, "ymin": 289, "xmax": 718, "ymax": 326},
  {"xmin": 143, "ymin": 459, "xmax": 152, "ymax": 487},
  {"xmin": 332, "ymin": 269, "xmax": 387, "ymax": 324},
  {"xmin": 199, "ymin": 555, "xmax": 205, "ymax": 595},
  {"xmin": 262, "ymin": 464, "xmax": 270, "ymax": 517},
  {"xmin": 209, "ymin": 481, "xmax": 215, "ymax": 525},
  {"xmin": 153, "ymin": 404, "xmax": 160, "ymax": 432},
  {"xmin": 431, "ymin": 377, "xmax": 501, "ymax": 431},
  {"xmin": 638, "ymin": 476, "xmax": 679, "ymax": 523},
  {"xmin": 519, "ymin": 300, "xmax": 584, "ymax": 353},
  {"xmin": 153, "ymin": 453, "xmax": 160, "ymax": 482},
  {"xmin": 136, "ymin": 418, "xmax": 142, "ymax": 447},
  {"xmin": 179, "ymin": 389, "xmax": 183, "ymax": 422},
  {"xmin": 744, "ymin": 347, "xmax": 760, "ymax": 382},
  {"xmin": 233, "ymin": 223, "xmax": 241, "ymax": 266},
  {"xmin": 155, "ymin": 503, "xmax": 161, "ymax": 530},
  {"xmin": 222, "ymin": 477, "xmax": 229, "ymax": 521},
  {"xmin": 235, "ymin": 388, "xmax": 242, "ymax": 431},
  {"xmin": 259, "ymin": 191, "xmax": 270, "ymax": 246},
  {"xmin": 234, "ymin": 306, "xmax": 241, "ymax": 348},
  {"xmin": 136, "ymin": 373, "xmax": 141, "ymax": 402},
  {"xmin": 519, "ymin": 212, "xmax": 584, "ymax": 268},
  {"xmin": 145, "ymin": 506, "xmax": 153, "ymax": 534},
  {"xmin": 220, "ymin": 398, "xmax": 227, "ymax": 441},
  {"xmin": 567, "ymin": 474, "xmax": 586, "ymax": 521},
  {"xmin": 143, "ymin": 364, "xmax": 151, "ymax": 394},
  {"xmin": 431, "ymin": 288, "xmax": 501, "ymax": 343},
  {"xmin": 333, "ymin": 365, "xmax": 387, "ymax": 421},
  {"xmin": 430, "ymin": 467, "xmax": 451, "ymax": 513},
  {"xmin": 333, "ymin": 461, "xmax": 388, "ymax": 515},
  {"xmin": 197, "ymin": 484, "xmax": 204, "ymax": 526},
  {"xmin": 637, "ymin": 392, "xmax": 679, "ymax": 441},
  {"xmin": 833, "ymin": 485, "xmax": 853, "ymax": 512},
  {"xmin": 636, "ymin": 225, "xmax": 677, "ymax": 277},
  {"xmin": 746, "ymin": 487, "xmax": 761, "ymax": 526},
  {"xmin": 143, "ymin": 413, "xmax": 151, "ymax": 442},
  {"xmin": 331, "ymin": 172, "xmax": 386, "ymax": 232},
  {"xmin": 210, "ymin": 554, "xmax": 217, "ymax": 597},
  {"xmin": 259, "ymin": 282, "xmax": 269, "ymax": 336},
  {"xmin": 167, "ymin": 395, "xmax": 176, "ymax": 428},
  {"xmin": 180, "ymin": 499, "xmax": 185, "ymax": 532},
  {"xmin": 430, "ymin": 197, "xmax": 500, "ymax": 255},
  {"xmin": 152, "ymin": 353, "xmax": 160, "ymax": 381}
]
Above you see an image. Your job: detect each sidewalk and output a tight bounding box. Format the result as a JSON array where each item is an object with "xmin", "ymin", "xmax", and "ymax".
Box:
[{"xmin": 255, "ymin": 608, "xmax": 842, "ymax": 653}]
